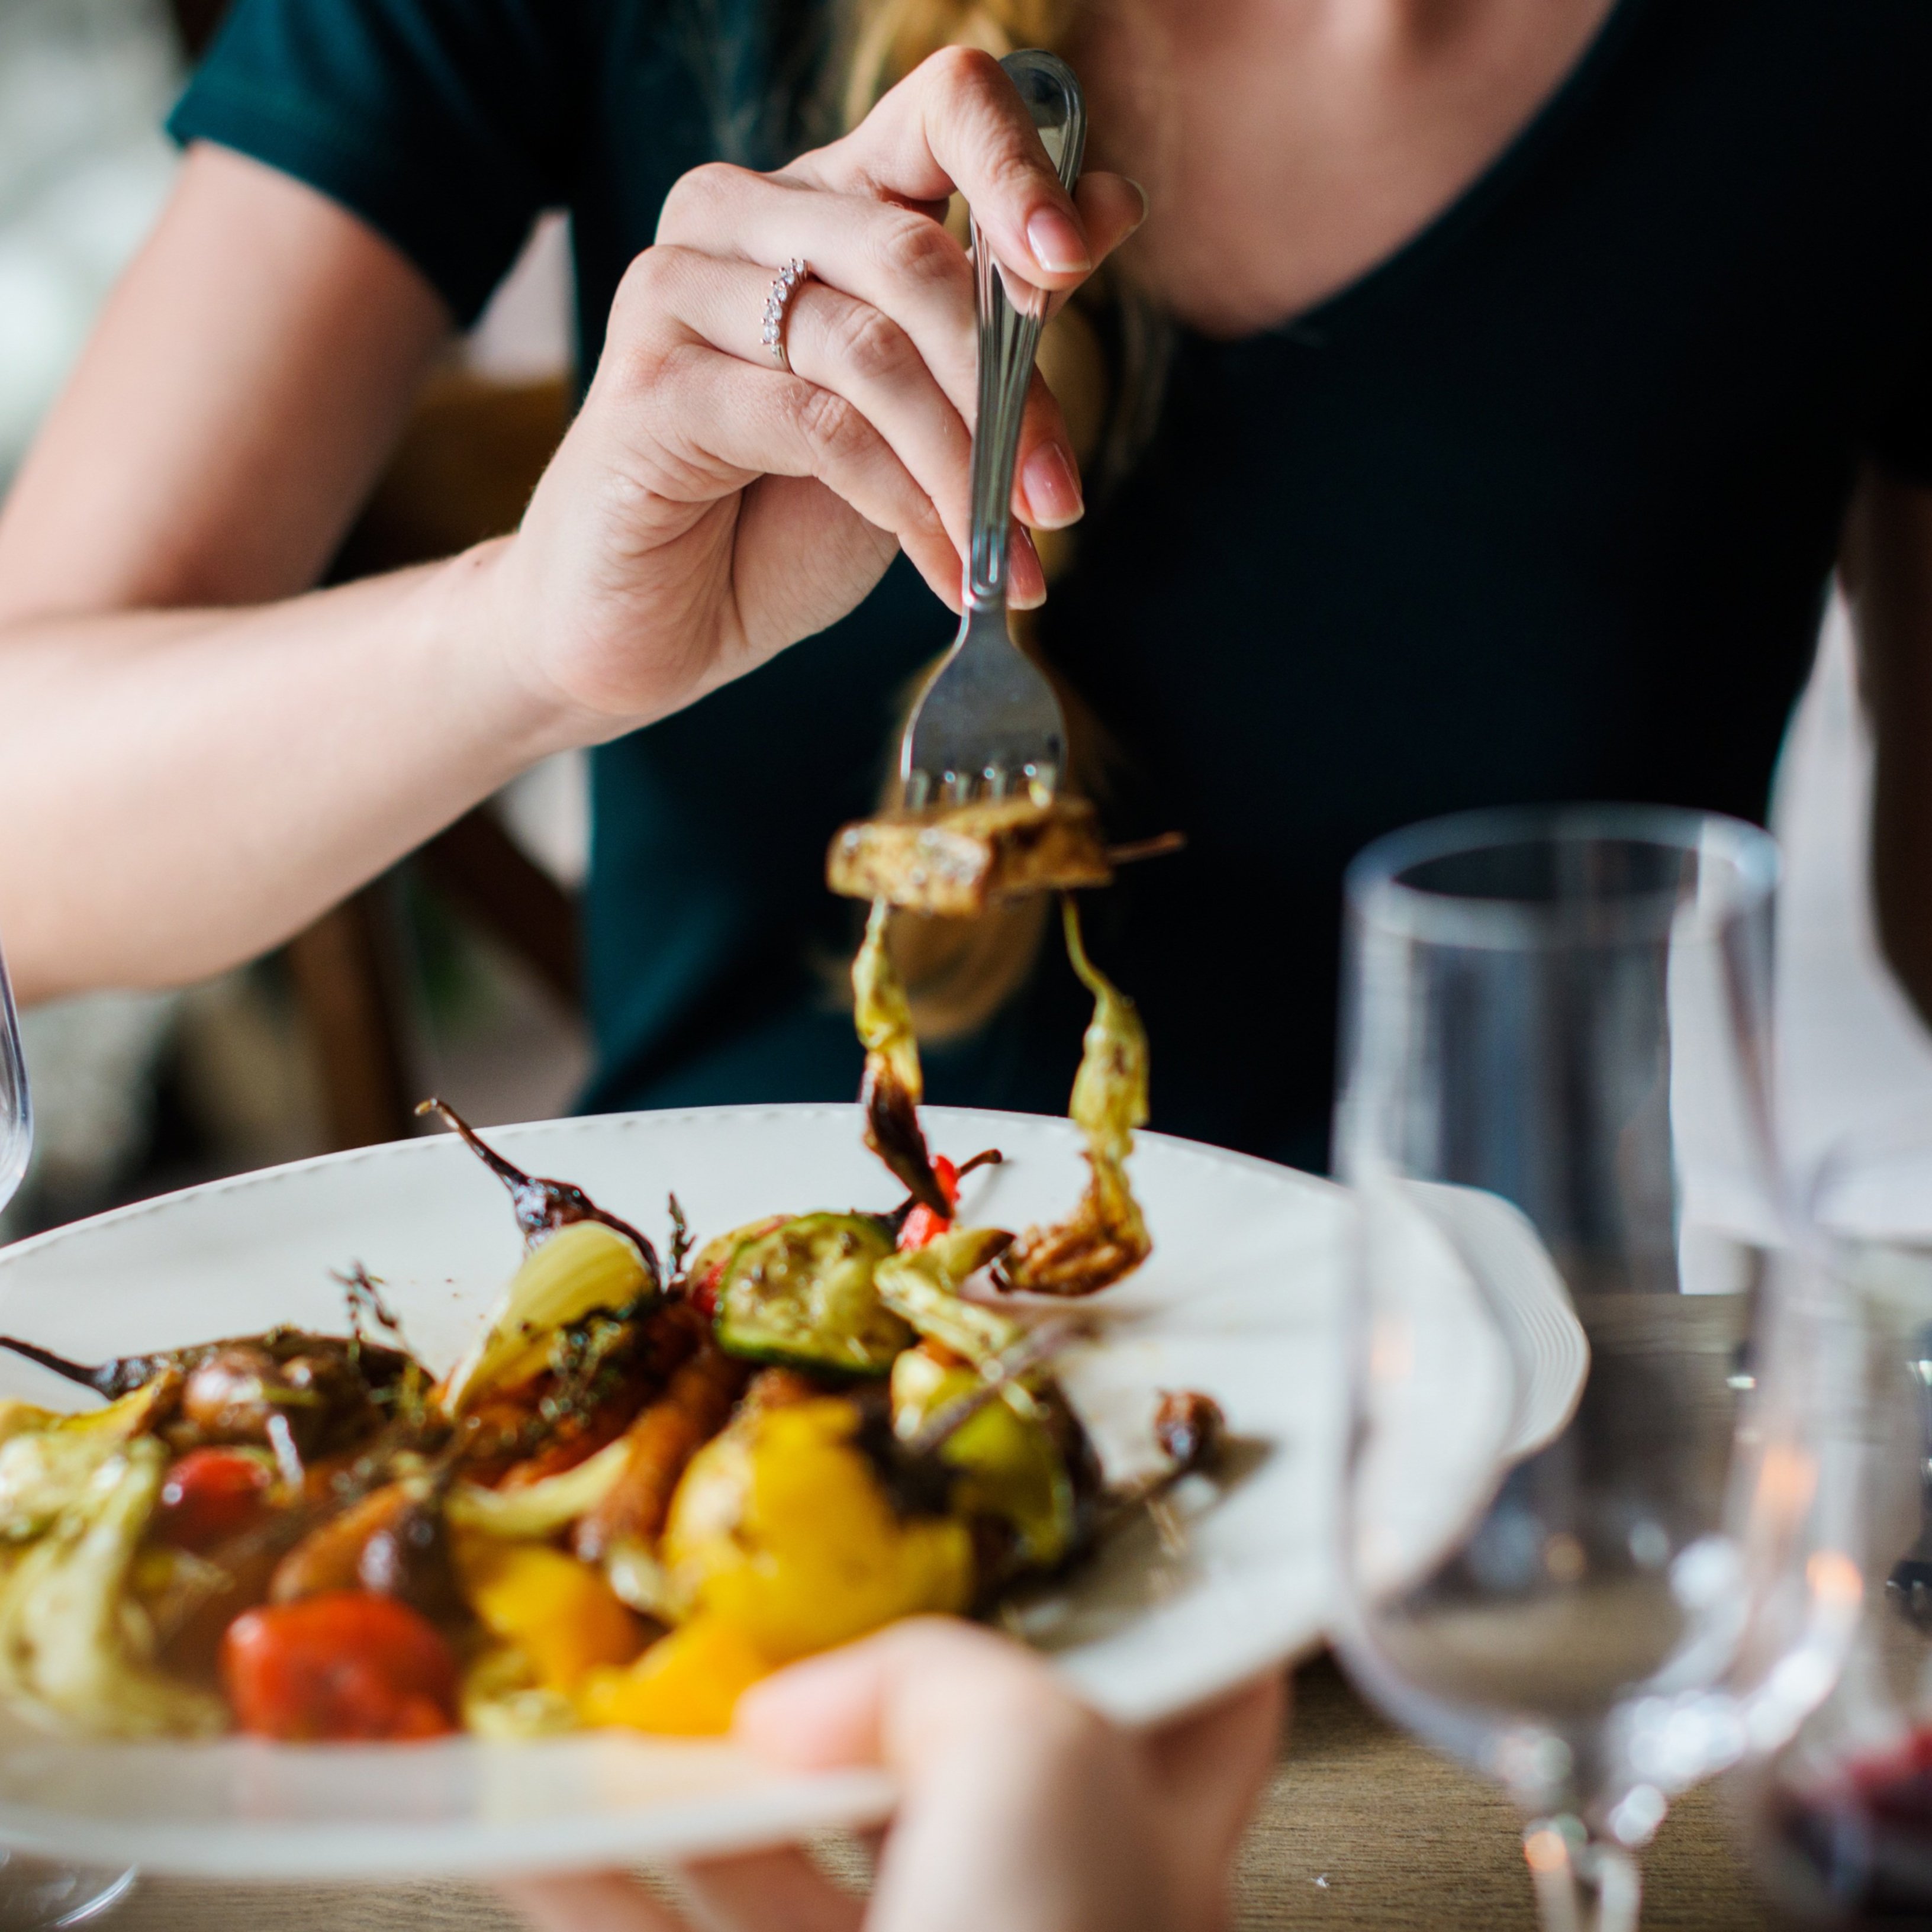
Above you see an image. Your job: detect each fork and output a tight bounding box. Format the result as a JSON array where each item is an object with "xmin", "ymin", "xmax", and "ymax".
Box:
[{"xmin": 898, "ymin": 49, "xmax": 1087, "ymax": 810}]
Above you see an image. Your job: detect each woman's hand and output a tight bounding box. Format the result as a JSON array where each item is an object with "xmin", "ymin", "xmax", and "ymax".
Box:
[
  {"xmin": 488, "ymin": 49, "xmax": 1147, "ymax": 735},
  {"xmin": 499, "ymin": 1618, "xmax": 1284, "ymax": 1932}
]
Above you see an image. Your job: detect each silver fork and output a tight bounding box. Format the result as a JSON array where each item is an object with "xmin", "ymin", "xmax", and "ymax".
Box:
[{"xmin": 899, "ymin": 49, "xmax": 1087, "ymax": 810}]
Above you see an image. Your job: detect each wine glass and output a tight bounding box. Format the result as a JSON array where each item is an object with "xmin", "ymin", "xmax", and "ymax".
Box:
[
  {"xmin": 1331, "ymin": 804, "xmax": 1862, "ymax": 1932},
  {"xmin": 1744, "ymin": 1112, "xmax": 1932, "ymax": 1924},
  {"xmin": 0, "ymin": 941, "xmax": 137, "ymax": 1930}
]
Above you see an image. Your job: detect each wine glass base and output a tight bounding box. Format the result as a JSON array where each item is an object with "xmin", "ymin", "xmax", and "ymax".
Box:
[
  {"xmin": 0, "ymin": 1857, "xmax": 136, "ymax": 1932},
  {"xmin": 1525, "ymin": 1820, "xmax": 1639, "ymax": 1932}
]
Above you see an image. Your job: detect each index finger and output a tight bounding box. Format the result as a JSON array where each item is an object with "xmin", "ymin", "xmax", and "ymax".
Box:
[{"xmin": 789, "ymin": 47, "xmax": 1094, "ymax": 285}]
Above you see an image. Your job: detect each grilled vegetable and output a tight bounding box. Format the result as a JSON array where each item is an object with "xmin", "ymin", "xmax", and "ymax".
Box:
[
  {"xmin": 711, "ymin": 1214, "xmax": 909, "ymax": 1376},
  {"xmin": 456, "ymin": 1539, "xmax": 644, "ymax": 1695},
  {"xmin": 440, "ymin": 1221, "xmax": 655, "ymax": 1416},
  {"xmin": 220, "ymin": 1591, "xmax": 458, "ymax": 1741},
  {"xmin": 0, "ymin": 1439, "xmax": 226, "ymax": 1738},
  {"xmin": 0, "ymin": 1387, "xmax": 169, "ymax": 1543},
  {"xmin": 999, "ymin": 899, "xmax": 1152, "ymax": 1296},
  {"xmin": 417, "ymin": 1100, "xmax": 661, "ymax": 1280},
  {"xmin": 1154, "ymin": 1390, "xmax": 1226, "ymax": 1474},
  {"xmin": 853, "ymin": 900, "xmax": 948, "ymax": 1215},
  {"xmin": 874, "ymin": 1228, "xmax": 1023, "ymax": 1364},
  {"xmin": 269, "ymin": 1476, "xmax": 462, "ymax": 1622},
  {"xmin": 577, "ymin": 1617, "xmax": 773, "ymax": 1736},
  {"xmin": 0, "ymin": 1331, "xmax": 417, "ymax": 1461},
  {"xmin": 460, "ymin": 1641, "xmax": 580, "ymax": 1740},
  {"xmin": 684, "ymin": 1216, "xmax": 787, "ymax": 1318},
  {"xmin": 891, "ymin": 1345, "xmax": 1077, "ymax": 1572},
  {"xmin": 572, "ymin": 1344, "xmax": 746, "ymax": 1564},
  {"xmin": 446, "ymin": 1438, "xmax": 632, "ymax": 1540},
  {"xmin": 154, "ymin": 1448, "xmax": 275, "ymax": 1554},
  {"xmin": 894, "ymin": 1147, "xmax": 1005, "ymax": 1250},
  {"xmin": 661, "ymin": 1396, "xmax": 973, "ymax": 1663}
]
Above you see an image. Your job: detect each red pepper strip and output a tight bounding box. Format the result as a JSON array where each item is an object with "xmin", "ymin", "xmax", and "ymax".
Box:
[{"xmin": 897, "ymin": 1155, "xmax": 961, "ymax": 1251}]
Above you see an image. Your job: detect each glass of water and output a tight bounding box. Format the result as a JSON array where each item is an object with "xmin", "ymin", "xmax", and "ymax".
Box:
[
  {"xmin": 0, "ymin": 938, "xmax": 137, "ymax": 1930},
  {"xmin": 1332, "ymin": 805, "xmax": 1861, "ymax": 1932}
]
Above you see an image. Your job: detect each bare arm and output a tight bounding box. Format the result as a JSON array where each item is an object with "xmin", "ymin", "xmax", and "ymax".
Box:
[
  {"xmin": 0, "ymin": 145, "xmax": 551, "ymax": 1001},
  {"xmin": 1844, "ymin": 465, "xmax": 1932, "ymax": 1026}
]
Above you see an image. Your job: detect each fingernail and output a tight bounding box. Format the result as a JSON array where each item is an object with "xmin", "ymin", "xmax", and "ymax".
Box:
[
  {"xmin": 1026, "ymin": 207, "xmax": 1091, "ymax": 275},
  {"xmin": 1122, "ymin": 176, "xmax": 1151, "ymax": 226},
  {"xmin": 1011, "ymin": 525, "xmax": 1047, "ymax": 607},
  {"xmin": 1022, "ymin": 442, "xmax": 1084, "ymax": 529}
]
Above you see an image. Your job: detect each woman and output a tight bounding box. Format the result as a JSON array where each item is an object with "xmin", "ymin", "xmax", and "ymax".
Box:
[
  {"xmin": 2, "ymin": 0, "xmax": 1922, "ymax": 1918},
  {"xmin": 8, "ymin": 0, "xmax": 1930, "ymax": 1173}
]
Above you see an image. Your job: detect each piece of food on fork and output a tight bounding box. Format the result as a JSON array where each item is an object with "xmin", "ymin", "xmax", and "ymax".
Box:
[{"xmin": 826, "ymin": 794, "xmax": 1113, "ymax": 917}]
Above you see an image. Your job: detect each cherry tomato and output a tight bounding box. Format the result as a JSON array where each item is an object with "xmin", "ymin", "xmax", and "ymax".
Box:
[
  {"xmin": 155, "ymin": 1448, "xmax": 272, "ymax": 1553},
  {"xmin": 220, "ymin": 1591, "xmax": 459, "ymax": 1741},
  {"xmin": 897, "ymin": 1156, "xmax": 960, "ymax": 1251}
]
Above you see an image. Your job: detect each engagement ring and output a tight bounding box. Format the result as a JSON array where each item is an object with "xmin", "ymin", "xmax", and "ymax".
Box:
[{"xmin": 763, "ymin": 257, "xmax": 808, "ymax": 373}]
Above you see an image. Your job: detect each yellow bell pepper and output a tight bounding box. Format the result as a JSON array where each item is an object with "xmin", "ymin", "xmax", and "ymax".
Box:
[
  {"xmin": 663, "ymin": 1397, "xmax": 973, "ymax": 1662},
  {"xmin": 577, "ymin": 1619, "xmax": 774, "ymax": 1736},
  {"xmin": 456, "ymin": 1537, "xmax": 645, "ymax": 1693}
]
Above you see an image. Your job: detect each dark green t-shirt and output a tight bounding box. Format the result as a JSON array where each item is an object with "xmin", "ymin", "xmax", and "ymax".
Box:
[{"xmin": 172, "ymin": 0, "xmax": 1932, "ymax": 1170}]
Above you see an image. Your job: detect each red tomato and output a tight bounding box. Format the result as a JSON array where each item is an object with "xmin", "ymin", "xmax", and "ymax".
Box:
[
  {"xmin": 897, "ymin": 1156, "xmax": 960, "ymax": 1251},
  {"xmin": 220, "ymin": 1592, "xmax": 459, "ymax": 1741},
  {"xmin": 156, "ymin": 1448, "xmax": 272, "ymax": 1553}
]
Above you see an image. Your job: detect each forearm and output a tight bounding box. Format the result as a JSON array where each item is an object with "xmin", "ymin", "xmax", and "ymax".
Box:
[{"xmin": 0, "ymin": 542, "xmax": 584, "ymax": 1002}]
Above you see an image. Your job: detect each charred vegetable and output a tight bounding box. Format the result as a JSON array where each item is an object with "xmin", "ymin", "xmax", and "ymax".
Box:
[
  {"xmin": 0, "ymin": 1329, "xmax": 420, "ymax": 1464},
  {"xmin": 440, "ymin": 1221, "xmax": 656, "ymax": 1416},
  {"xmin": 0, "ymin": 1387, "xmax": 170, "ymax": 1541},
  {"xmin": 853, "ymin": 901, "xmax": 948, "ymax": 1215},
  {"xmin": 656, "ymin": 1395, "xmax": 973, "ymax": 1664},
  {"xmin": 874, "ymin": 1228, "xmax": 1022, "ymax": 1363},
  {"xmin": 711, "ymin": 1213, "xmax": 909, "ymax": 1376},
  {"xmin": 999, "ymin": 899, "xmax": 1152, "ymax": 1297},
  {"xmin": 220, "ymin": 1590, "xmax": 458, "ymax": 1741},
  {"xmin": 1154, "ymin": 1390, "xmax": 1226, "ymax": 1475},
  {"xmin": 891, "ymin": 1344, "xmax": 1079, "ymax": 1575},
  {"xmin": 0, "ymin": 1439, "xmax": 227, "ymax": 1738},
  {"xmin": 455, "ymin": 1537, "xmax": 644, "ymax": 1696},
  {"xmin": 572, "ymin": 1343, "xmax": 746, "ymax": 1563},
  {"xmin": 417, "ymin": 1101, "xmax": 661, "ymax": 1281}
]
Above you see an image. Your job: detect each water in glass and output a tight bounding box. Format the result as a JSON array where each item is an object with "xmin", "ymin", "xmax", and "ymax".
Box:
[{"xmin": 1332, "ymin": 806, "xmax": 1860, "ymax": 1932}]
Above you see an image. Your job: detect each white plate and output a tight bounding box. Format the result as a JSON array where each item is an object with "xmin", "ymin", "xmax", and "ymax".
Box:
[{"xmin": 0, "ymin": 1105, "xmax": 1369, "ymax": 1879}]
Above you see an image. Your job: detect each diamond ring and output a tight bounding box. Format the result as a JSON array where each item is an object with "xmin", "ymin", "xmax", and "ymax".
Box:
[{"xmin": 762, "ymin": 258, "xmax": 808, "ymax": 373}]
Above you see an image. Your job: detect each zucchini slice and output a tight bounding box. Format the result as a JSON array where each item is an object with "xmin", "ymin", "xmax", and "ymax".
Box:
[{"xmin": 713, "ymin": 1215, "xmax": 909, "ymax": 1376}]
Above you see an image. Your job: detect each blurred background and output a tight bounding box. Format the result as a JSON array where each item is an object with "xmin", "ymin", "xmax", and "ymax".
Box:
[
  {"xmin": 0, "ymin": 0, "xmax": 594, "ymax": 1237},
  {"xmin": 4, "ymin": 0, "xmax": 1932, "ymax": 1245}
]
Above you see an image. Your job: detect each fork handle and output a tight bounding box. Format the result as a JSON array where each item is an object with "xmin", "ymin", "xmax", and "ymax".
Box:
[{"xmin": 965, "ymin": 51, "xmax": 1087, "ymax": 612}]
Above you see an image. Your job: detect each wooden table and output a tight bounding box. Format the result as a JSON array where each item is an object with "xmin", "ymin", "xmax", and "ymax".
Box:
[{"xmin": 113, "ymin": 1654, "xmax": 1779, "ymax": 1931}]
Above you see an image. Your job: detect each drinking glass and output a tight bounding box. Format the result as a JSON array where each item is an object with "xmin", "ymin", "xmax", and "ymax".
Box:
[
  {"xmin": 1332, "ymin": 805, "xmax": 1861, "ymax": 1932},
  {"xmin": 0, "ymin": 939, "xmax": 137, "ymax": 1930},
  {"xmin": 1744, "ymin": 1113, "xmax": 1932, "ymax": 1924}
]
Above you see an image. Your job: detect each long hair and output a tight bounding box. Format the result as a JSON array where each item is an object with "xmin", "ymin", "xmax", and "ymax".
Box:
[{"xmin": 830, "ymin": 0, "xmax": 1165, "ymax": 1040}]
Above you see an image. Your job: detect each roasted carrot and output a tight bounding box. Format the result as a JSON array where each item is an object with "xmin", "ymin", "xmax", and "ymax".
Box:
[{"xmin": 572, "ymin": 1345, "xmax": 748, "ymax": 1564}]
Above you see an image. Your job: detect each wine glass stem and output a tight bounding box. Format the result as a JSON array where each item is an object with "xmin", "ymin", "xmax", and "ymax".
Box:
[{"xmin": 1524, "ymin": 1818, "xmax": 1641, "ymax": 1932}]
